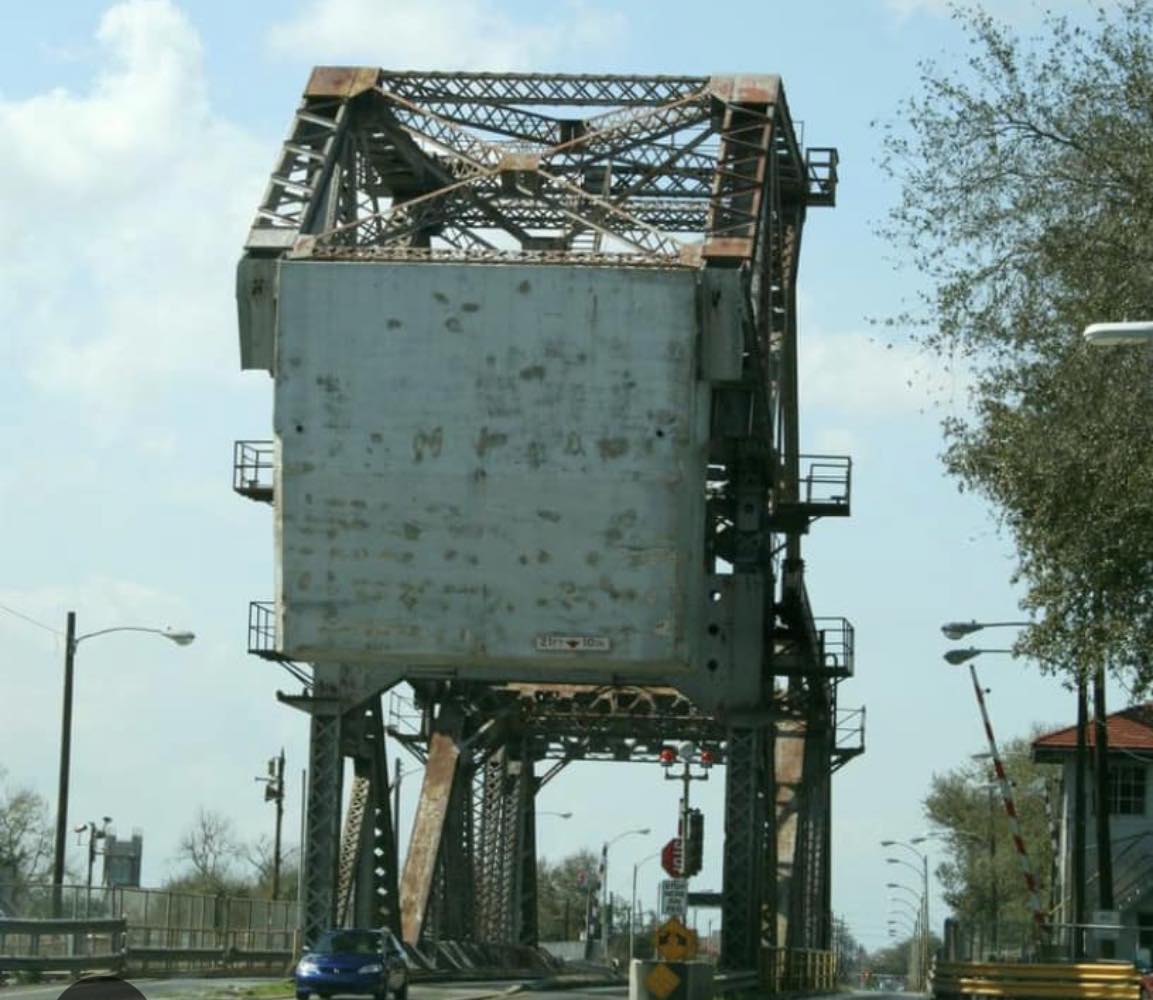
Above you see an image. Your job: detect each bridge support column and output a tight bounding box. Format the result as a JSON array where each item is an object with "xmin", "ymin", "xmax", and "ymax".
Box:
[
  {"xmin": 427, "ymin": 755, "xmax": 476, "ymax": 941},
  {"xmin": 303, "ymin": 701, "xmax": 343, "ymax": 949},
  {"xmin": 720, "ymin": 726, "xmax": 773, "ymax": 970},
  {"xmin": 336, "ymin": 696, "xmax": 401, "ymax": 935},
  {"xmin": 476, "ymin": 740, "xmax": 539, "ymax": 946}
]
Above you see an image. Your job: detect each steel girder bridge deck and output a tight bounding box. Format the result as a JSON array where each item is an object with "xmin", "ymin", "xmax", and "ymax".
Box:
[{"xmin": 234, "ymin": 67, "xmax": 864, "ymax": 979}]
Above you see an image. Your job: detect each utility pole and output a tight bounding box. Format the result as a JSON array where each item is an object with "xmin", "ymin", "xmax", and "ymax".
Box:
[
  {"xmin": 1093, "ymin": 661, "xmax": 1115, "ymax": 956},
  {"xmin": 257, "ymin": 750, "xmax": 286, "ymax": 899},
  {"xmin": 52, "ymin": 612, "xmax": 77, "ymax": 917},
  {"xmin": 1074, "ymin": 673, "xmax": 1088, "ymax": 958}
]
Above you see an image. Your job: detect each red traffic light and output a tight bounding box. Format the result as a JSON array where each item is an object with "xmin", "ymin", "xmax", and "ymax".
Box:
[
  {"xmin": 700, "ymin": 749, "xmax": 715, "ymax": 767},
  {"xmin": 659, "ymin": 747, "xmax": 676, "ymax": 766}
]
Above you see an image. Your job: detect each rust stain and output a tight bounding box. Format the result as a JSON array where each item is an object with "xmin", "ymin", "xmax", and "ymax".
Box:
[
  {"xmin": 519, "ymin": 364, "xmax": 546, "ymax": 381},
  {"xmin": 475, "ymin": 427, "xmax": 509, "ymax": 457},
  {"xmin": 304, "ymin": 66, "xmax": 380, "ymax": 98},
  {"xmin": 597, "ymin": 437, "xmax": 629, "ymax": 460},
  {"xmin": 412, "ymin": 426, "xmax": 443, "ymax": 463}
]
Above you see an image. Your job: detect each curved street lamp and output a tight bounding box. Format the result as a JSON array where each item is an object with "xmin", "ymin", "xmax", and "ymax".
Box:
[
  {"xmin": 1083, "ymin": 321, "xmax": 1153, "ymax": 346},
  {"xmin": 941, "ymin": 620, "xmax": 1031, "ymax": 641},
  {"xmin": 944, "ymin": 647, "xmax": 1014, "ymax": 665},
  {"xmin": 52, "ymin": 611, "xmax": 195, "ymax": 909},
  {"xmin": 630, "ymin": 850, "xmax": 662, "ymax": 960}
]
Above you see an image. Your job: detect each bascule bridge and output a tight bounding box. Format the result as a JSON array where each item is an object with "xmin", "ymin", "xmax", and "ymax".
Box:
[{"xmin": 233, "ymin": 67, "xmax": 864, "ymax": 977}]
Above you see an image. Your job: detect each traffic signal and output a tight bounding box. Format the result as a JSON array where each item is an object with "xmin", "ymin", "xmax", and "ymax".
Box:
[{"xmin": 684, "ymin": 809, "xmax": 704, "ymax": 877}]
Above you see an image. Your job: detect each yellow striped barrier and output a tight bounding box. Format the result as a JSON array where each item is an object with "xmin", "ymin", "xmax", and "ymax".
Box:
[
  {"xmin": 760, "ymin": 948, "xmax": 838, "ymax": 993},
  {"xmin": 932, "ymin": 961, "xmax": 1141, "ymax": 1000}
]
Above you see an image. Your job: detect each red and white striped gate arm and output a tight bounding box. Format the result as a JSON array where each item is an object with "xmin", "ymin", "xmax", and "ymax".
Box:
[{"xmin": 967, "ymin": 663, "xmax": 1049, "ymax": 937}]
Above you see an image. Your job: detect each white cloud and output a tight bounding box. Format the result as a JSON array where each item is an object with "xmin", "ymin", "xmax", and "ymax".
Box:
[
  {"xmin": 267, "ymin": 0, "xmax": 627, "ymax": 70},
  {"xmin": 0, "ymin": 0, "xmax": 265, "ymax": 411},
  {"xmin": 883, "ymin": 0, "xmax": 949, "ymax": 16},
  {"xmin": 799, "ymin": 327, "xmax": 970, "ymax": 419}
]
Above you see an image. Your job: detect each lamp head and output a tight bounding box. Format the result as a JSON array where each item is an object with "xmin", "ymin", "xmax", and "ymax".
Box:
[
  {"xmin": 944, "ymin": 648, "xmax": 980, "ymax": 665},
  {"xmin": 1084, "ymin": 321, "xmax": 1153, "ymax": 346},
  {"xmin": 941, "ymin": 621, "xmax": 981, "ymax": 640},
  {"xmin": 164, "ymin": 630, "xmax": 196, "ymax": 646}
]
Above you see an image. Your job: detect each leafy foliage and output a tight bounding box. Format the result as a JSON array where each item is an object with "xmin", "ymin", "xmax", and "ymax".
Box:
[
  {"xmin": 0, "ymin": 771, "xmax": 52, "ymax": 890},
  {"xmin": 879, "ymin": 1, "xmax": 1153, "ymax": 688},
  {"xmin": 166, "ymin": 806, "xmax": 298, "ymax": 898},
  {"xmin": 924, "ymin": 736, "xmax": 1059, "ymax": 943},
  {"xmin": 536, "ymin": 848, "xmax": 598, "ymax": 941}
]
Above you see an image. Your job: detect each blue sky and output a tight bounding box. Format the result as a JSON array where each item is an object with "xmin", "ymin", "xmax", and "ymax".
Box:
[{"xmin": 0, "ymin": 0, "xmax": 1125, "ymax": 952}]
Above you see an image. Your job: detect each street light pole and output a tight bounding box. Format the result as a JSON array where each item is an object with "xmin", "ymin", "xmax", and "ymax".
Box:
[
  {"xmin": 883, "ymin": 838, "xmax": 931, "ymax": 990},
  {"xmin": 631, "ymin": 851, "xmax": 661, "ymax": 961},
  {"xmin": 50, "ymin": 611, "xmax": 195, "ymax": 915},
  {"xmin": 600, "ymin": 827, "xmax": 650, "ymax": 963}
]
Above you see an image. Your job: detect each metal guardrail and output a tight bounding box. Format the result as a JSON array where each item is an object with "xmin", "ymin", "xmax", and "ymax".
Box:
[
  {"xmin": 0, "ymin": 917, "xmax": 127, "ymax": 974},
  {"xmin": 932, "ymin": 960, "xmax": 1141, "ymax": 1000}
]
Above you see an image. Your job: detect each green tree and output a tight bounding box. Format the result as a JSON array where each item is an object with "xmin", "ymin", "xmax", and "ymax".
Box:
[
  {"xmin": 537, "ymin": 848, "xmax": 598, "ymax": 941},
  {"xmin": 879, "ymin": 1, "xmax": 1153, "ymax": 688},
  {"xmin": 0, "ymin": 771, "xmax": 52, "ymax": 891},
  {"xmin": 924, "ymin": 736, "xmax": 1059, "ymax": 953}
]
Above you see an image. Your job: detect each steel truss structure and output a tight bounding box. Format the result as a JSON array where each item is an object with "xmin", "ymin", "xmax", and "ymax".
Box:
[{"xmin": 239, "ymin": 68, "xmax": 863, "ymax": 982}]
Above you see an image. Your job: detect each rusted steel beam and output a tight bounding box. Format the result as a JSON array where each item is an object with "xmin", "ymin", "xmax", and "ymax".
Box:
[{"xmin": 399, "ymin": 731, "xmax": 460, "ymax": 945}]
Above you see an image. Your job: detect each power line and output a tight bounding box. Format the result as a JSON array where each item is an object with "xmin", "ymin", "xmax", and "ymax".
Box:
[{"xmin": 0, "ymin": 602, "xmax": 62, "ymax": 637}]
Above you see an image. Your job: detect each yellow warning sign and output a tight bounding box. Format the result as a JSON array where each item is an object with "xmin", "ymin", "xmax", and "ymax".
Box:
[
  {"xmin": 644, "ymin": 962, "xmax": 682, "ymax": 999},
  {"xmin": 654, "ymin": 916, "xmax": 699, "ymax": 961}
]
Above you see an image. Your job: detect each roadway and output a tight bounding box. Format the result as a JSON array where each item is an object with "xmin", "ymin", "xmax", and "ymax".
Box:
[
  {"xmin": 0, "ymin": 978, "xmax": 908, "ymax": 1000},
  {"xmin": 0, "ymin": 979, "xmax": 626, "ymax": 1000}
]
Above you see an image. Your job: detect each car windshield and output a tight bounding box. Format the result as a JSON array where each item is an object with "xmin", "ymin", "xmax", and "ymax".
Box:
[{"xmin": 314, "ymin": 930, "xmax": 381, "ymax": 955}]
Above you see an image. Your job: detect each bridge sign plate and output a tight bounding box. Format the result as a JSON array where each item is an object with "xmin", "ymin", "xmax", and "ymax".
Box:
[
  {"xmin": 644, "ymin": 962, "xmax": 681, "ymax": 999},
  {"xmin": 534, "ymin": 634, "xmax": 612, "ymax": 652}
]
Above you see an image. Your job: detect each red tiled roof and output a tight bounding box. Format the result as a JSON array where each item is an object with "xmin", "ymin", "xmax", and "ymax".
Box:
[{"xmin": 1032, "ymin": 703, "xmax": 1153, "ymax": 752}]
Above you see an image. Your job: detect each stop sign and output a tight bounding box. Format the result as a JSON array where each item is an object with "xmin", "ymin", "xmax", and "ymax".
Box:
[{"xmin": 660, "ymin": 837, "xmax": 683, "ymax": 877}]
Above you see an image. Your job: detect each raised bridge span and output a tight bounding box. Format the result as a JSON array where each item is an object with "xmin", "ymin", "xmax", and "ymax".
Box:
[{"xmin": 233, "ymin": 67, "xmax": 864, "ymax": 982}]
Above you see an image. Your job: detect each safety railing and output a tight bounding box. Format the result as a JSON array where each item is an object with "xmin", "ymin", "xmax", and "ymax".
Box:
[
  {"xmin": 833, "ymin": 706, "xmax": 866, "ymax": 766},
  {"xmin": 932, "ymin": 960, "xmax": 1140, "ymax": 1000},
  {"xmin": 771, "ymin": 455, "xmax": 851, "ymax": 530},
  {"xmin": 816, "ymin": 617, "xmax": 854, "ymax": 677},
  {"xmin": 806, "ymin": 148, "xmax": 839, "ymax": 207},
  {"xmin": 233, "ymin": 440, "xmax": 274, "ymax": 502},
  {"xmin": 248, "ymin": 600, "xmax": 280, "ymax": 659}
]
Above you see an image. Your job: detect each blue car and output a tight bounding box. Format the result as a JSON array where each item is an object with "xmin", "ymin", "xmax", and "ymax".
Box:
[{"xmin": 295, "ymin": 929, "xmax": 409, "ymax": 1000}]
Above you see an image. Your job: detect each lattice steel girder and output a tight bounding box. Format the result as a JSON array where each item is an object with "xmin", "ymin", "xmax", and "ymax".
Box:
[
  {"xmin": 720, "ymin": 726, "xmax": 773, "ymax": 971},
  {"xmin": 472, "ymin": 740, "xmax": 539, "ymax": 946},
  {"xmin": 247, "ymin": 67, "xmax": 834, "ymax": 266},
  {"xmin": 303, "ymin": 703, "xmax": 343, "ymax": 949},
  {"xmin": 377, "ymin": 71, "xmax": 712, "ymax": 107}
]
